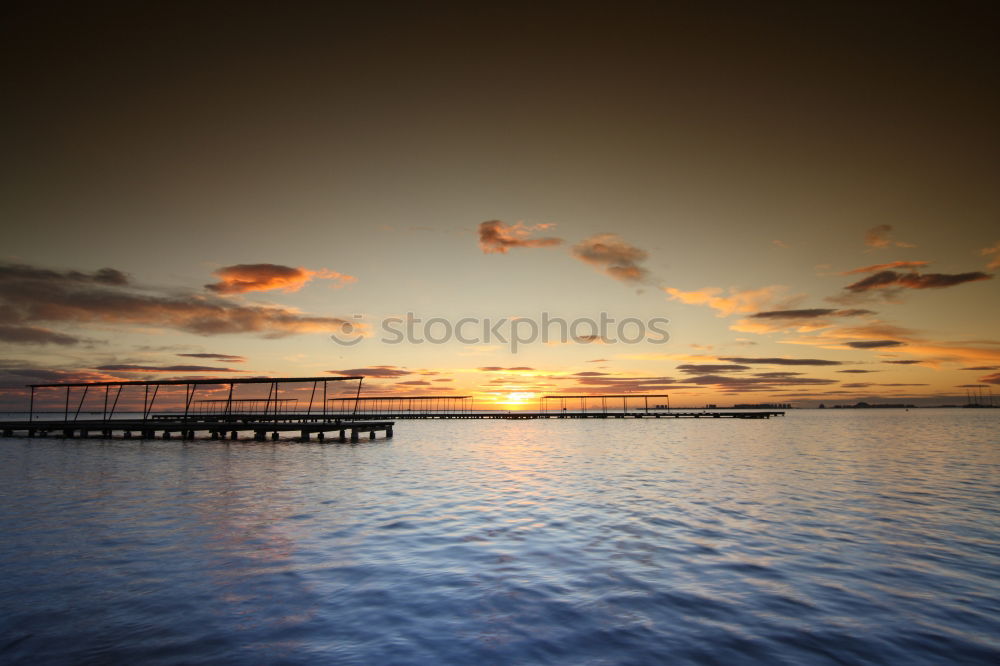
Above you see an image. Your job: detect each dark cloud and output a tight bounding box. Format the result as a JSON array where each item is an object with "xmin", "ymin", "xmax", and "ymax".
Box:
[
  {"xmin": 329, "ymin": 366, "xmax": 410, "ymax": 378},
  {"xmin": 979, "ymin": 372, "xmax": 1000, "ymax": 386},
  {"xmin": 845, "ymin": 270, "xmax": 992, "ymax": 293},
  {"xmin": 0, "ymin": 325, "xmax": 80, "ymax": 345},
  {"xmin": 96, "ymin": 364, "xmax": 244, "ymax": 373},
  {"xmin": 397, "ymin": 380, "xmax": 431, "ymax": 386},
  {"xmin": 177, "ymin": 353, "xmax": 247, "ymax": 362},
  {"xmin": 0, "ymin": 361, "xmax": 116, "ymax": 389},
  {"xmin": 0, "ymin": 262, "xmax": 351, "ymax": 337},
  {"xmin": 750, "ymin": 308, "xmax": 828, "ymax": 319},
  {"xmin": 885, "ymin": 360, "xmax": 922, "ymax": 365},
  {"xmin": 750, "ymin": 308, "xmax": 876, "ymax": 319},
  {"xmin": 960, "ymin": 366, "xmax": 1000, "ymax": 371},
  {"xmin": 205, "ymin": 263, "xmax": 354, "ymax": 294},
  {"xmin": 478, "ymin": 220, "xmax": 562, "ymax": 254},
  {"xmin": 752, "ymin": 372, "xmax": 804, "ymax": 378},
  {"xmin": 676, "ymin": 364, "xmax": 750, "ymax": 373},
  {"xmin": 845, "ymin": 340, "xmax": 905, "ymax": 349},
  {"xmin": 0, "ymin": 264, "xmax": 128, "ymax": 286},
  {"xmin": 837, "ymin": 369, "xmax": 878, "ymax": 373},
  {"xmin": 478, "ymin": 366, "xmax": 535, "ymax": 372},
  {"xmin": 719, "ymin": 357, "xmax": 843, "ymax": 366},
  {"xmin": 681, "ymin": 374, "xmax": 838, "ymax": 390},
  {"xmin": 571, "ymin": 233, "xmax": 650, "ymax": 283},
  {"xmin": 573, "ymin": 371, "xmax": 610, "ymax": 376}
]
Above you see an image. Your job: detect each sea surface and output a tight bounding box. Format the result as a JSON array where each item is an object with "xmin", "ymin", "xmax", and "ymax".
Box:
[{"xmin": 1, "ymin": 409, "xmax": 998, "ymax": 664}]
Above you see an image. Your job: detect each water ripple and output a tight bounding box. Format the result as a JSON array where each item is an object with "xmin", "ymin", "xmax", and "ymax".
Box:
[{"xmin": 1, "ymin": 409, "xmax": 998, "ymax": 663}]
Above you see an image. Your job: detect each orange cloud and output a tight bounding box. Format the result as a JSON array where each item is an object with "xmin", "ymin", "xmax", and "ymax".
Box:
[
  {"xmin": 665, "ymin": 285, "xmax": 796, "ymax": 317},
  {"xmin": 842, "ymin": 261, "xmax": 930, "ymax": 275},
  {"xmin": 478, "ymin": 220, "xmax": 562, "ymax": 254},
  {"xmin": 865, "ymin": 224, "xmax": 915, "ymax": 248},
  {"xmin": 982, "ymin": 242, "xmax": 1000, "ymax": 270},
  {"xmin": 205, "ymin": 264, "xmax": 355, "ymax": 294}
]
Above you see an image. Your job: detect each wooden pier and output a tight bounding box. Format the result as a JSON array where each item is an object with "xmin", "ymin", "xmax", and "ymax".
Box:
[
  {"xmin": 0, "ymin": 418, "xmax": 393, "ymax": 442},
  {"xmin": 3, "ymin": 376, "xmax": 394, "ymax": 442}
]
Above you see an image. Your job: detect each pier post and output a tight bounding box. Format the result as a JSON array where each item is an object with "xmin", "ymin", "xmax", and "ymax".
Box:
[
  {"xmin": 386, "ymin": 425, "xmax": 393, "ymax": 438},
  {"xmin": 300, "ymin": 430, "xmax": 309, "ymax": 441},
  {"xmin": 339, "ymin": 429, "xmax": 346, "ymax": 443},
  {"xmin": 369, "ymin": 430, "xmax": 375, "ymax": 440},
  {"xmin": 230, "ymin": 431, "xmax": 238, "ymax": 440},
  {"xmin": 254, "ymin": 430, "xmax": 265, "ymax": 442},
  {"xmin": 350, "ymin": 429, "xmax": 359, "ymax": 443},
  {"xmin": 271, "ymin": 431, "xmax": 279, "ymax": 441},
  {"xmin": 163, "ymin": 431, "xmax": 171, "ymax": 439}
]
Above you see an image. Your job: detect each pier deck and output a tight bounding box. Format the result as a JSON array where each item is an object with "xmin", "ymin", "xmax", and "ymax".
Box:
[
  {"xmin": 152, "ymin": 410, "xmax": 783, "ymax": 421},
  {"xmin": 0, "ymin": 418, "xmax": 393, "ymax": 442}
]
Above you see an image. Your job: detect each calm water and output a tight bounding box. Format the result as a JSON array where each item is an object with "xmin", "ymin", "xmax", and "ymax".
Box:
[{"xmin": 1, "ymin": 410, "xmax": 998, "ymax": 664}]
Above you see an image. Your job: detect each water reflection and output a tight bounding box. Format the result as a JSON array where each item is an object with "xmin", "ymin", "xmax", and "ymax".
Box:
[{"xmin": 1, "ymin": 410, "xmax": 998, "ymax": 664}]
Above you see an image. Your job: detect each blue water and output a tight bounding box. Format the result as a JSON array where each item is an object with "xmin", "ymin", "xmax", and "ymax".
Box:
[{"xmin": 1, "ymin": 410, "xmax": 998, "ymax": 664}]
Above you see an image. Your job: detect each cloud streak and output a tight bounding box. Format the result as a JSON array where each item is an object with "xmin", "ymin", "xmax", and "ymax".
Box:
[
  {"xmin": 205, "ymin": 264, "xmax": 355, "ymax": 294},
  {"xmin": 982, "ymin": 242, "xmax": 1000, "ymax": 270},
  {"xmin": 845, "ymin": 340, "xmax": 905, "ymax": 349},
  {"xmin": 177, "ymin": 353, "xmax": 246, "ymax": 362},
  {"xmin": 718, "ymin": 357, "xmax": 843, "ymax": 366},
  {"xmin": 0, "ymin": 325, "xmax": 81, "ymax": 345},
  {"xmin": 478, "ymin": 220, "xmax": 562, "ymax": 254},
  {"xmin": 328, "ymin": 366, "xmax": 410, "ymax": 378},
  {"xmin": 843, "ymin": 261, "xmax": 930, "ymax": 275},
  {"xmin": 844, "ymin": 270, "xmax": 992, "ymax": 293},
  {"xmin": 95, "ymin": 364, "xmax": 245, "ymax": 373}
]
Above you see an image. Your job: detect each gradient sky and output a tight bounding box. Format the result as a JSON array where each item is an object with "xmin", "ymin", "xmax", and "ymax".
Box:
[{"xmin": 2, "ymin": 1, "xmax": 998, "ymax": 409}]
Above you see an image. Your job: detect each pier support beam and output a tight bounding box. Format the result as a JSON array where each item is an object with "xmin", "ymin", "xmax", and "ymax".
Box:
[
  {"xmin": 271, "ymin": 431, "xmax": 279, "ymax": 441},
  {"xmin": 350, "ymin": 429, "xmax": 359, "ymax": 443}
]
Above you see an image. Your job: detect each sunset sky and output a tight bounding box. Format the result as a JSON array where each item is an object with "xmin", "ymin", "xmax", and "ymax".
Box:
[{"xmin": 2, "ymin": 1, "xmax": 998, "ymax": 409}]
